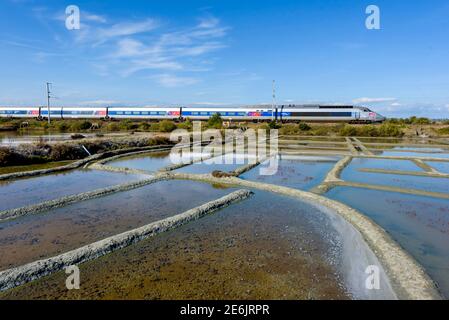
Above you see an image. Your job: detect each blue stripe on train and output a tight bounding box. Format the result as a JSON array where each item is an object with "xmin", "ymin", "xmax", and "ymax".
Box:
[
  {"xmin": 0, "ymin": 110, "xmax": 30, "ymax": 115},
  {"xmin": 182, "ymin": 111, "xmax": 273, "ymax": 117},
  {"xmin": 108, "ymin": 111, "xmax": 168, "ymax": 116}
]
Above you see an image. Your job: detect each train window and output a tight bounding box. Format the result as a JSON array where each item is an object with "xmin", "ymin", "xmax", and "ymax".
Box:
[{"xmin": 290, "ymin": 112, "xmax": 352, "ymax": 117}]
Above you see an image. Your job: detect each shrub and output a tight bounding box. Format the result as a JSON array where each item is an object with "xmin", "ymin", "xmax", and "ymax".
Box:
[
  {"xmin": 298, "ymin": 122, "xmax": 311, "ymax": 131},
  {"xmin": 139, "ymin": 122, "xmax": 151, "ymax": 131},
  {"xmin": 267, "ymin": 120, "xmax": 281, "ymax": 129},
  {"xmin": 437, "ymin": 127, "xmax": 449, "ymax": 135},
  {"xmin": 207, "ymin": 113, "xmax": 223, "ymax": 129},
  {"xmin": 357, "ymin": 125, "xmax": 378, "ymax": 137},
  {"xmin": 177, "ymin": 119, "xmax": 193, "ymax": 130},
  {"xmin": 55, "ymin": 121, "xmax": 70, "ymax": 131},
  {"xmin": 378, "ymin": 123, "xmax": 404, "ymax": 137},
  {"xmin": 411, "ymin": 117, "xmax": 431, "ymax": 125},
  {"xmin": 279, "ymin": 125, "xmax": 300, "ymax": 135},
  {"xmin": 71, "ymin": 120, "xmax": 92, "ymax": 131},
  {"xmin": 339, "ymin": 125, "xmax": 358, "ymax": 136},
  {"xmin": 158, "ymin": 120, "xmax": 177, "ymax": 132},
  {"xmin": 49, "ymin": 144, "xmax": 85, "ymax": 161},
  {"xmin": 0, "ymin": 148, "xmax": 20, "ymax": 166},
  {"xmin": 339, "ymin": 123, "xmax": 404, "ymax": 137},
  {"xmin": 0, "ymin": 147, "xmax": 46, "ymax": 166},
  {"xmin": 119, "ymin": 120, "xmax": 138, "ymax": 131},
  {"xmin": 147, "ymin": 136, "xmax": 171, "ymax": 146},
  {"xmin": 150, "ymin": 123, "xmax": 160, "ymax": 131},
  {"xmin": 106, "ymin": 122, "xmax": 120, "ymax": 131}
]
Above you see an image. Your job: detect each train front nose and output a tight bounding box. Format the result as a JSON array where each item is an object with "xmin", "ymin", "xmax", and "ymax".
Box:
[{"xmin": 376, "ymin": 113, "xmax": 386, "ymax": 122}]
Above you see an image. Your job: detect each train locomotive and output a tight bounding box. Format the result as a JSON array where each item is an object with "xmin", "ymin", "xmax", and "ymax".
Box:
[{"xmin": 0, "ymin": 105, "xmax": 386, "ymax": 123}]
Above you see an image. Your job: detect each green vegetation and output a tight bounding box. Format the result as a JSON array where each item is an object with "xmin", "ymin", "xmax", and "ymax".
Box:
[
  {"xmin": 278, "ymin": 123, "xmax": 343, "ymax": 136},
  {"xmin": 0, "ymin": 147, "xmax": 47, "ymax": 167},
  {"xmin": 158, "ymin": 120, "xmax": 177, "ymax": 132},
  {"xmin": 105, "ymin": 122, "xmax": 120, "ymax": 131},
  {"xmin": 274, "ymin": 122, "xmax": 405, "ymax": 137},
  {"xmin": 0, "ymin": 136, "xmax": 172, "ymax": 168},
  {"xmin": 339, "ymin": 124, "xmax": 404, "ymax": 137},
  {"xmin": 177, "ymin": 118, "xmax": 193, "ymax": 130},
  {"xmin": 267, "ymin": 120, "xmax": 281, "ymax": 129},
  {"xmin": 118, "ymin": 119, "xmax": 139, "ymax": 131},
  {"xmin": 298, "ymin": 122, "xmax": 311, "ymax": 131},
  {"xmin": 437, "ymin": 127, "xmax": 449, "ymax": 135},
  {"xmin": 386, "ymin": 116, "xmax": 432, "ymax": 125},
  {"xmin": 207, "ymin": 113, "xmax": 223, "ymax": 129},
  {"xmin": 1, "ymin": 115, "xmax": 446, "ymax": 138}
]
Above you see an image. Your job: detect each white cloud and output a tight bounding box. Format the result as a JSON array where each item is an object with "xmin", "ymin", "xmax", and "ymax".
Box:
[
  {"xmin": 84, "ymin": 13, "xmax": 107, "ymax": 24},
  {"xmin": 197, "ymin": 17, "xmax": 220, "ymax": 29},
  {"xmin": 98, "ymin": 19, "xmax": 157, "ymax": 40},
  {"xmin": 100, "ymin": 15, "xmax": 228, "ymax": 77},
  {"xmin": 72, "ymin": 18, "xmax": 158, "ymax": 46},
  {"xmin": 352, "ymin": 97, "xmax": 397, "ymax": 104},
  {"xmin": 80, "ymin": 100, "xmax": 120, "ymax": 105},
  {"xmin": 191, "ymin": 101, "xmax": 231, "ymax": 106},
  {"xmin": 153, "ymin": 74, "xmax": 198, "ymax": 87},
  {"xmin": 115, "ymin": 38, "xmax": 148, "ymax": 58}
]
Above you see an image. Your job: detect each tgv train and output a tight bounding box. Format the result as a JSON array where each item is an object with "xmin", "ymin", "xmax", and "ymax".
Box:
[{"xmin": 0, "ymin": 105, "xmax": 386, "ymax": 123}]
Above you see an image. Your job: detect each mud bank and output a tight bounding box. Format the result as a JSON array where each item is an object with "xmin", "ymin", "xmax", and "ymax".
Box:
[
  {"xmin": 167, "ymin": 172, "xmax": 441, "ymax": 300},
  {"xmin": 0, "ymin": 144, "xmax": 173, "ymax": 182},
  {"xmin": 311, "ymin": 156, "xmax": 352, "ymax": 194},
  {"xmin": 333, "ymin": 181, "xmax": 449, "ymax": 200},
  {"xmin": 0, "ymin": 189, "xmax": 253, "ymax": 292},
  {"xmin": 89, "ymin": 163, "xmax": 153, "ymax": 176}
]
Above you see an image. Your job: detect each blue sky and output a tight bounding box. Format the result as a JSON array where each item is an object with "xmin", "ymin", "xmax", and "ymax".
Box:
[{"xmin": 1, "ymin": 0, "xmax": 449, "ymax": 117}]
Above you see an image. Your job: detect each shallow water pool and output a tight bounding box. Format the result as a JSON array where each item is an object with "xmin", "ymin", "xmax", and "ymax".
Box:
[
  {"xmin": 0, "ymin": 169, "xmax": 144, "ymax": 211},
  {"xmin": 326, "ymin": 187, "xmax": 449, "ymax": 298},
  {"xmin": 427, "ymin": 161, "xmax": 449, "ymax": 174},
  {"xmin": 108, "ymin": 151, "xmax": 174, "ymax": 172},
  {"xmin": 240, "ymin": 155, "xmax": 339, "ymax": 191},
  {"xmin": 348, "ymin": 158, "xmax": 422, "ymax": 172},
  {"xmin": 0, "ymin": 190, "xmax": 353, "ymax": 300},
  {"xmin": 0, "ymin": 180, "xmax": 236, "ymax": 270},
  {"xmin": 380, "ymin": 151, "xmax": 449, "ymax": 159},
  {"xmin": 341, "ymin": 158, "xmax": 449, "ymax": 194},
  {"xmin": 175, "ymin": 153, "xmax": 255, "ymax": 174}
]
